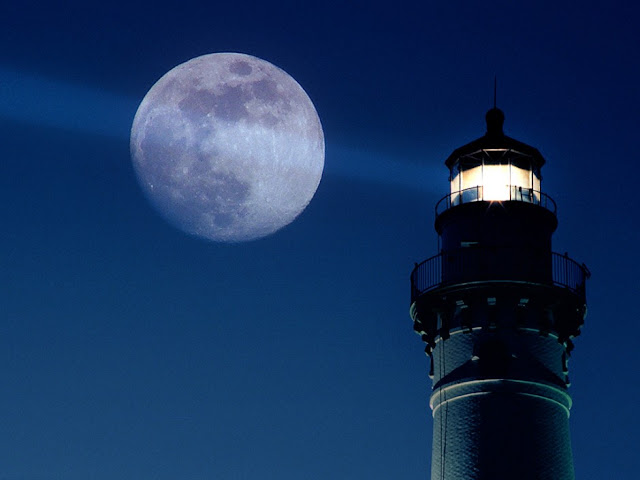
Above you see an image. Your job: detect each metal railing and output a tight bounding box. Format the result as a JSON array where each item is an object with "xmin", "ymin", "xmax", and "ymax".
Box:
[
  {"xmin": 435, "ymin": 186, "xmax": 557, "ymax": 217},
  {"xmin": 410, "ymin": 247, "xmax": 589, "ymax": 303},
  {"xmin": 552, "ymin": 252, "xmax": 591, "ymax": 293}
]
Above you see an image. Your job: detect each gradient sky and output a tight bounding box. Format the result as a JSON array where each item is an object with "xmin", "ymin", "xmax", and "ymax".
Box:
[{"xmin": 1, "ymin": 1, "xmax": 639, "ymax": 479}]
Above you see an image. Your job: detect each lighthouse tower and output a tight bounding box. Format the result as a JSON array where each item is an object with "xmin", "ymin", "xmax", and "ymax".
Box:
[{"xmin": 410, "ymin": 108, "xmax": 589, "ymax": 479}]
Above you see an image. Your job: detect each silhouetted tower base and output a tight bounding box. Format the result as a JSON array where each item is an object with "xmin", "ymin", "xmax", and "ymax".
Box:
[{"xmin": 410, "ymin": 108, "xmax": 589, "ymax": 480}]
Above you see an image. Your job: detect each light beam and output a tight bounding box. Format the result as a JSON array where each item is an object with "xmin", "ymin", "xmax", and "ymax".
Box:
[{"xmin": 0, "ymin": 66, "xmax": 440, "ymax": 193}]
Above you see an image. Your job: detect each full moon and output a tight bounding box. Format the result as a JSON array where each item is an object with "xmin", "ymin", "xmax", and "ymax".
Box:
[{"xmin": 130, "ymin": 53, "xmax": 324, "ymax": 242}]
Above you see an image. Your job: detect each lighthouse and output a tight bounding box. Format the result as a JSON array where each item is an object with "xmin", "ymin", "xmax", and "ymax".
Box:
[{"xmin": 410, "ymin": 108, "xmax": 589, "ymax": 479}]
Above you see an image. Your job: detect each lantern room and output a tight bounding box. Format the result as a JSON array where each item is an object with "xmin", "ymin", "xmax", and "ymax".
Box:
[{"xmin": 444, "ymin": 108, "xmax": 546, "ymax": 208}]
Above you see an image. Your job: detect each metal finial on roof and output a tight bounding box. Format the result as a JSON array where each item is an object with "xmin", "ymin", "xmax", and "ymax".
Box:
[
  {"xmin": 494, "ymin": 76, "xmax": 497, "ymax": 109},
  {"xmin": 485, "ymin": 76, "xmax": 504, "ymax": 136}
]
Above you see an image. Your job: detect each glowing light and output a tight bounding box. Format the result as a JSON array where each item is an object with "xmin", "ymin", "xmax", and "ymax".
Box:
[
  {"xmin": 461, "ymin": 165, "xmax": 483, "ymax": 191},
  {"xmin": 449, "ymin": 152, "xmax": 541, "ymax": 204},
  {"xmin": 483, "ymin": 164, "xmax": 510, "ymax": 200}
]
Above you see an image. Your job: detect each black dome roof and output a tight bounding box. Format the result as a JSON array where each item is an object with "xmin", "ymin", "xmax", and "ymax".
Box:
[{"xmin": 445, "ymin": 108, "xmax": 546, "ymax": 169}]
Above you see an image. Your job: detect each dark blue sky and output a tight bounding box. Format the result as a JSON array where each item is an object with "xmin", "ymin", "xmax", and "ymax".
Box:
[{"xmin": 1, "ymin": 1, "xmax": 639, "ymax": 479}]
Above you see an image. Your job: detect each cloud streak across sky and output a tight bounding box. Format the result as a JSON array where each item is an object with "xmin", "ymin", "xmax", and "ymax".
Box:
[{"xmin": 0, "ymin": 66, "xmax": 440, "ymax": 193}]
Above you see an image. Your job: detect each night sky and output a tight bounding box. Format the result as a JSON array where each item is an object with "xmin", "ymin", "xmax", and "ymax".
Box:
[{"xmin": 2, "ymin": 1, "xmax": 639, "ymax": 479}]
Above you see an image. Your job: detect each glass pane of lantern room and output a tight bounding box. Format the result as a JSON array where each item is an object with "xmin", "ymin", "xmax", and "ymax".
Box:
[
  {"xmin": 510, "ymin": 160, "xmax": 533, "ymax": 189},
  {"xmin": 450, "ymin": 162, "xmax": 461, "ymax": 205},
  {"xmin": 533, "ymin": 167, "xmax": 541, "ymax": 192},
  {"xmin": 483, "ymin": 162, "xmax": 510, "ymax": 200},
  {"xmin": 459, "ymin": 158, "xmax": 482, "ymax": 203},
  {"xmin": 510, "ymin": 158, "xmax": 533, "ymax": 201},
  {"xmin": 532, "ymin": 167, "xmax": 541, "ymax": 202}
]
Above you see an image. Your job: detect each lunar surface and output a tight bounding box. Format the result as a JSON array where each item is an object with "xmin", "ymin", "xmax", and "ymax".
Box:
[{"xmin": 130, "ymin": 53, "xmax": 324, "ymax": 242}]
